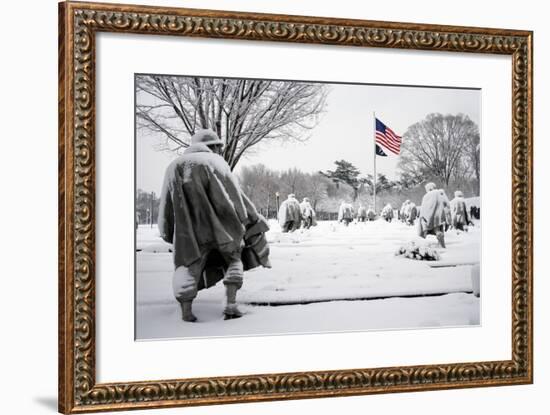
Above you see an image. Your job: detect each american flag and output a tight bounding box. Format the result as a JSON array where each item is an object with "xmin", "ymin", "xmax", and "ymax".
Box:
[{"xmin": 375, "ymin": 118, "xmax": 401, "ymax": 156}]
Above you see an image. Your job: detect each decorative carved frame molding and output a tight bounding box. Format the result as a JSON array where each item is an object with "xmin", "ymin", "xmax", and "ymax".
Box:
[{"xmin": 58, "ymin": 1, "xmax": 533, "ymax": 413}]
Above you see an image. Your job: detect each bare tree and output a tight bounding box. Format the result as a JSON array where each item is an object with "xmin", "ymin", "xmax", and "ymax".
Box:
[
  {"xmin": 238, "ymin": 164, "xmax": 280, "ymax": 217},
  {"xmin": 238, "ymin": 165, "xmax": 332, "ymax": 214},
  {"xmin": 279, "ymin": 168, "xmax": 309, "ymax": 196},
  {"xmin": 398, "ymin": 113, "xmax": 479, "ymax": 186},
  {"xmin": 465, "ymin": 132, "xmax": 481, "ymax": 194},
  {"xmin": 136, "ymin": 75, "xmax": 328, "ymax": 170},
  {"xmin": 307, "ymin": 173, "xmax": 331, "ymax": 210}
]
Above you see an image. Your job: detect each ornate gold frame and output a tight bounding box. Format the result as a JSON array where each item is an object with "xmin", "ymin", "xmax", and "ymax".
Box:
[{"xmin": 58, "ymin": 1, "xmax": 533, "ymax": 413}]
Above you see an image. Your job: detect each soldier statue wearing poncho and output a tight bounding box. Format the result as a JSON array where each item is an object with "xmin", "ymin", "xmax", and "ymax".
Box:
[
  {"xmin": 158, "ymin": 130, "xmax": 271, "ymax": 322},
  {"xmin": 338, "ymin": 201, "xmax": 354, "ymax": 226},
  {"xmin": 381, "ymin": 203, "xmax": 394, "ymax": 222},
  {"xmin": 299, "ymin": 197, "xmax": 316, "ymax": 229},
  {"xmin": 417, "ymin": 182, "xmax": 450, "ymax": 248},
  {"xmin": 278, "ymin": 194, "xmax": 302, "ymax": 233},
  {"xmin": 357, "ymin": 204, "xmax": 367, "ymax": 222},
  {"xmin": 450, "ymin": 190, "xmax": 470, "ymax": 231}
]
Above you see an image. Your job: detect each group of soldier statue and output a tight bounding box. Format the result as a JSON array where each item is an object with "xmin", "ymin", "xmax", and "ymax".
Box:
[
  {"xmin": 383, "ymin": 184, "xmax": 475, "ymax": 248},
  {"xmin": 277, "ymin": 194, "xmax": 317, "ymax": 233},
  {"xmin": 416, "ymin": 183, "xmax": 474, "ymax": 248},
  {"xmin": 157, "ymin": 129, "xmax": 478, "ymax": 322},
  {"xmin": 337, "ymin": 202, "xmax": 376, "ymax": 225},
  {"xmin": 398, "ymin": 200, "xmax": 418, "ymax": 225},
  {"xmin": 331, "ymin": 184, "xmax": 476, "ymax": 250}
]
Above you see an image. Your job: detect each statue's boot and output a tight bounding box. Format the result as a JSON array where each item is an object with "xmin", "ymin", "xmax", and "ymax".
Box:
[
  {"xmin": 223, "ymin": 285, "xmax": 243, "ymax": 320},
  {"xmin": 436, "ymin": 232, "xmax": 446, "ymax": 249},
  {"xmin": 179, "ymin": 300, "xmax": 197, "ymax": 322}
]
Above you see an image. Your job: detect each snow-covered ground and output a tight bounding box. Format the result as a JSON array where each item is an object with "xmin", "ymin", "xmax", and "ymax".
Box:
[{"xmin": 136, "ymin": 219, "xmax": 480, "ymax": 340}]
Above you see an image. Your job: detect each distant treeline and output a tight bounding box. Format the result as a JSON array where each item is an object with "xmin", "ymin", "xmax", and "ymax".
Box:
[
  {"xmin": 136, "ymin": 189, "xmax": 160, "ymax": 225},
  {"xmin": 238, "ymin": 162, "xmax": 479, "ymax": 219},
  {"xmin": 136, "ymin": 159, "xmax": 479, "ymax": 225}
]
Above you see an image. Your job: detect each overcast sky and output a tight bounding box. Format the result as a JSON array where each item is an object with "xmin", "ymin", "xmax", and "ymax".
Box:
[{"xmin": 136, "ymin": 79, "xmax": 480, "ymax": 195}]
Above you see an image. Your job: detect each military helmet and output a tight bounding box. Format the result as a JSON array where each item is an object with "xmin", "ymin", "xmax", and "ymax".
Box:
[
  {"xmin": 191, "ymin": 129, "xmax": 223, "ymax": 146},
  {"xmin": 425, "ymin": 182, "xmax": 437, "ymax": 192}
]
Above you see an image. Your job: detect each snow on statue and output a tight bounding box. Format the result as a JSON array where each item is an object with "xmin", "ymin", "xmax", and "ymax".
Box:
[
  {"xmin": 442, "ymin": 190, "xmax": 452, "ymax": 232},
  {"xmin": 357, "ymin": 204, "xmax": 367, "ymax": 222},
  {"xmin": 401, "ymin": 200, "xmax": 418, "ymax": 226},
  {"xmin": 381, "ymin": 203, "xmax": 394, "ymax": 222},
  {"xmin": 278, "ymin": 194, "xmax": 302, "ymax": 233},
  {"xmin": 399, "ymin": 200, "xmax": 411, "ymax": 223},
  {"xmin": 450, "ymin": 190, "xmax": 470, "ymax": 231},
  {"xmin": 338, "ymin": 201, "xmax": 354, "ymax": 226},
  {"xmin": 299, "ymin": 197, "xmax": 316, "ymax": 229},
  {"xmin": 158, "ymin": 129, "xmax": 271, "ymax": 322},
  {"xmin": 366, "ymin": 205, "xmax": 376, "ymax": 221},
  {"xmin": 417, "ymin": 182, "xmax": 450, "ymax": 248},
  {"xmin": 407, "ymin": 202, "xmax": 418, "ymax": 226}
]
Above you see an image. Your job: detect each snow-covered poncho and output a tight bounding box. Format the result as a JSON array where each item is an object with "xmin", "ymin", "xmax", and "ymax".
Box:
[
  {"xmin": 381, "ymin": 204, "xmax": 394, "ymax": 220},
  {"xmin": 278, "ymin": 196, "xmax": 301, "ymax": 227},
  {"xmin": 450, "ymin": 196, "xmax": 469, "ymax": 227},
  {"xmin": 158, "ymin": 143, "xmax": 268, "ymax": 269},
  {"xmin": 366, "ymin": 208, "xmax": 376, "ymax": 220},
  {"xmin": 300, "ymin": 200, "xmax": 315, "ymax": 219},
  {"xmin": 442, "ymin": 191, "xmax": 452, "ymax": 229},
  {"xmin": 405, "ymin": 203, "xmax": 418, "ymax": 223},
  {"xmin": 417, "ymin": 189, "xmax": 450, "ymax": 237},
  {"xmin": 338, "ymin": 203, "xmax": 354, "ymax": 221},
  {"xmin": 400, "ymin": 201, "xmax": 410, "ymax": 219}
]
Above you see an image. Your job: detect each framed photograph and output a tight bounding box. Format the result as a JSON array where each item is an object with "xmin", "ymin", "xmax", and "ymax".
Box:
[{"xmin": 58, "ymin": 1, "xmax": 533, "ymax": 413}]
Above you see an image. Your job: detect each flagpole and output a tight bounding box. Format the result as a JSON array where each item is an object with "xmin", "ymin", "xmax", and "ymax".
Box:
[{"xmin": 373, "ymin": 111, "xmax": 377, "ymax": 214}]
